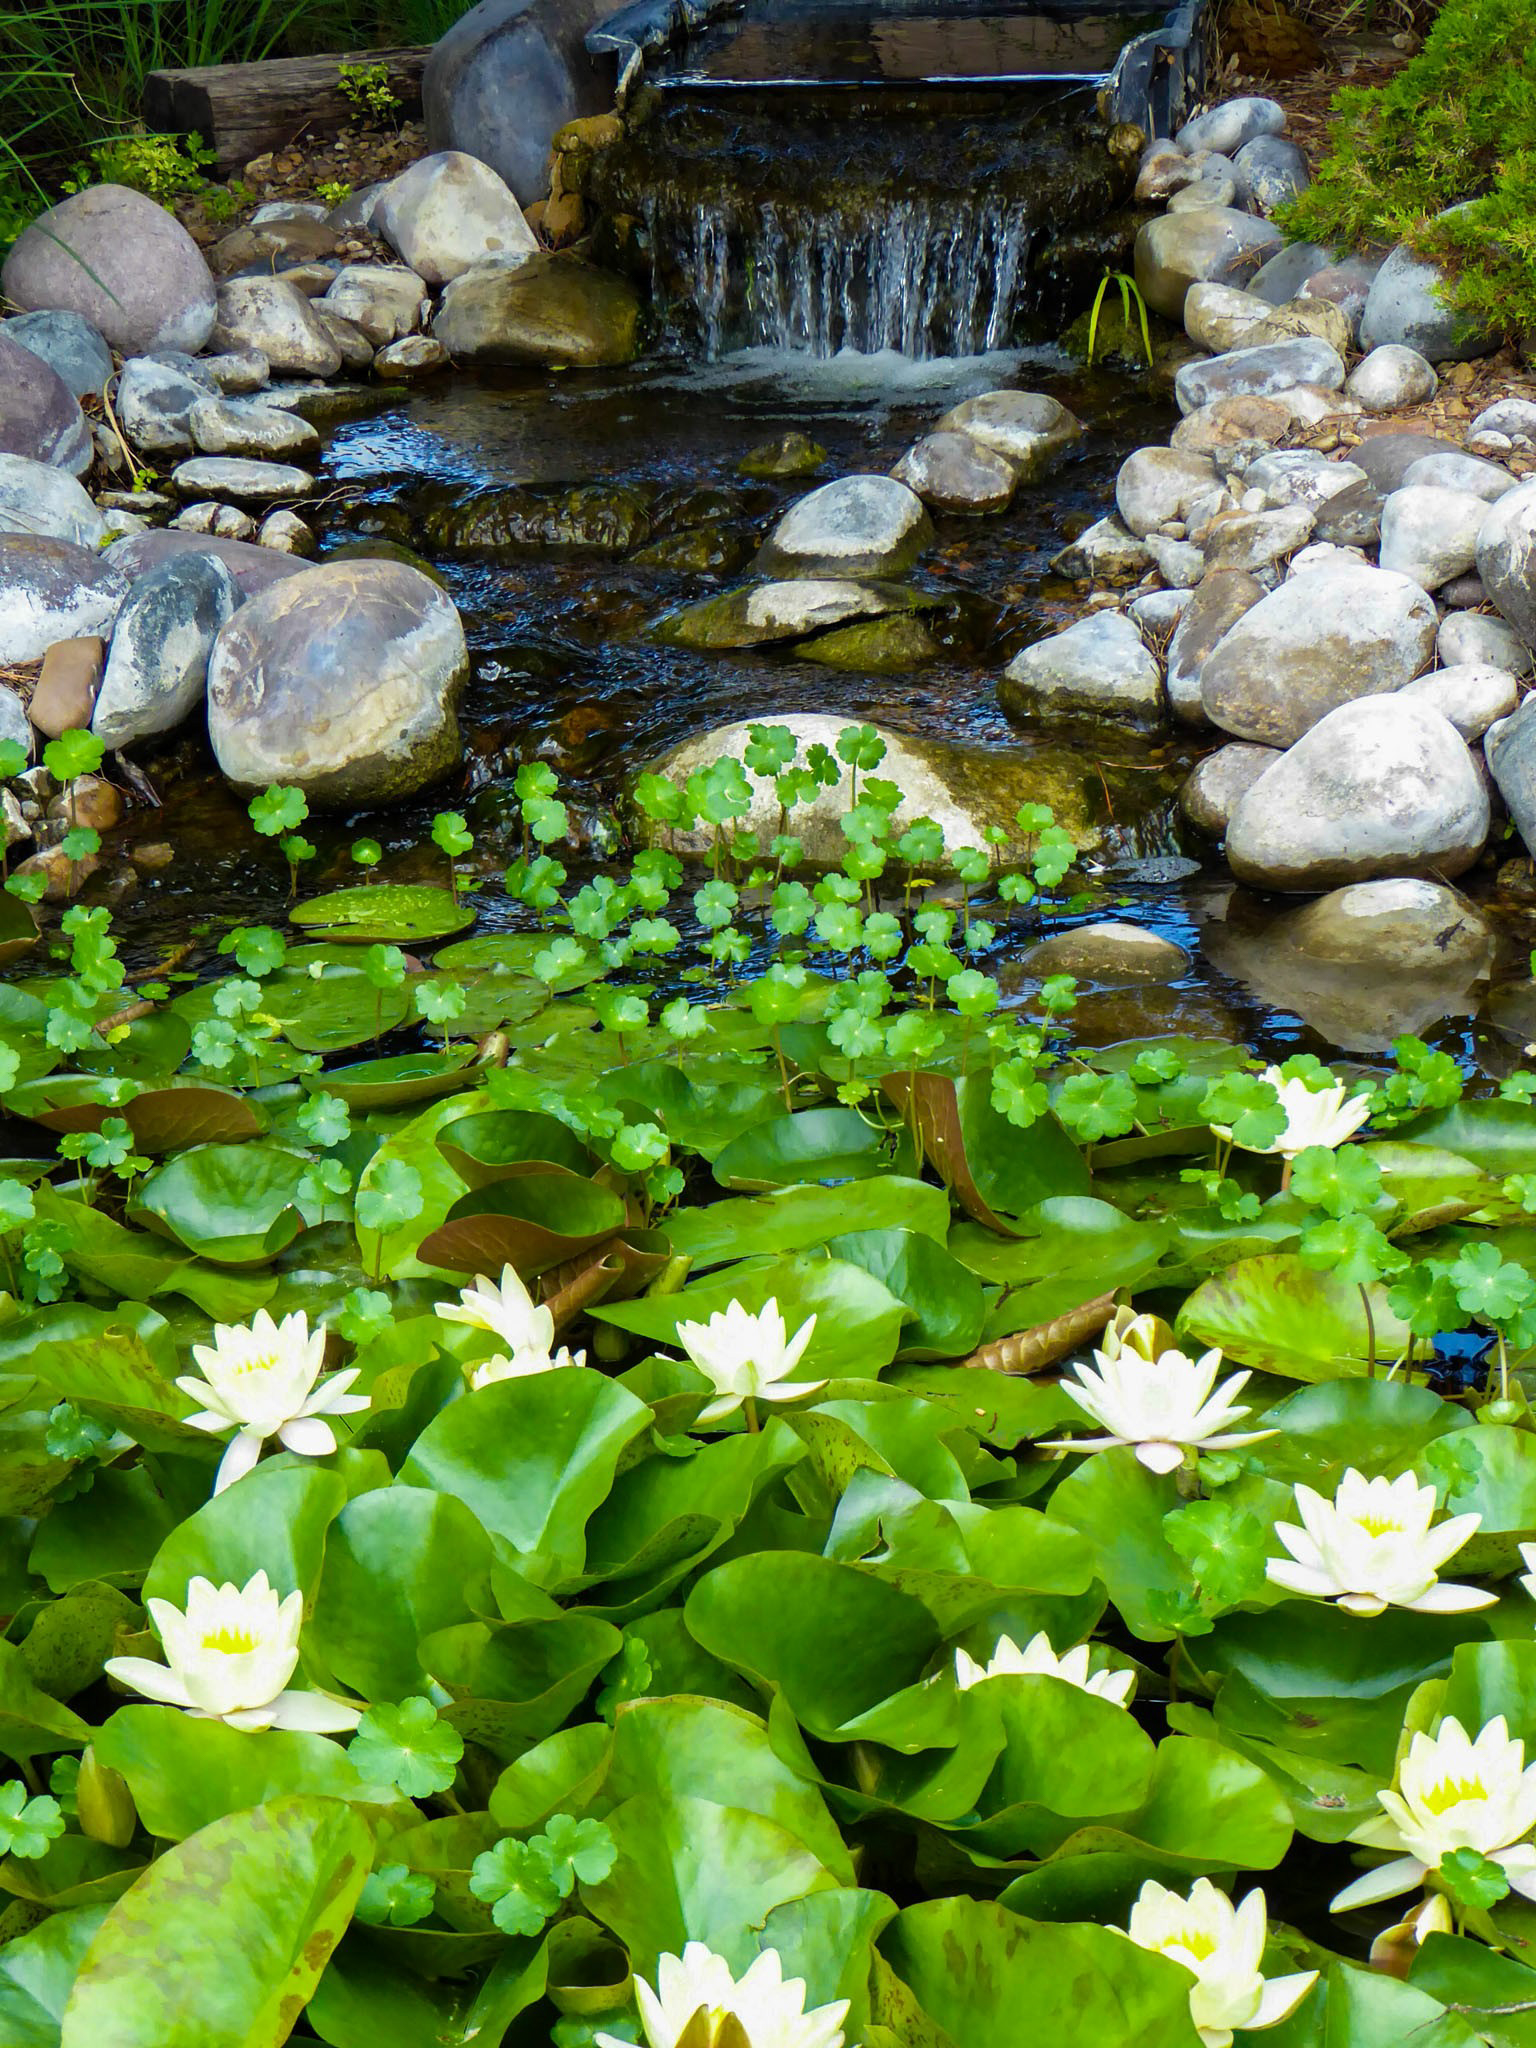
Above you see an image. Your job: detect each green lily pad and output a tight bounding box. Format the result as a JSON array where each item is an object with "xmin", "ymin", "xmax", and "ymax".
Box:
[
  {"xmin": 292, "ymin": 883, "xmax": 474, "ymax": 944},
  {"xmin": 316, "ymin": 1047, "xmax": 480, "ymax": 1111}
]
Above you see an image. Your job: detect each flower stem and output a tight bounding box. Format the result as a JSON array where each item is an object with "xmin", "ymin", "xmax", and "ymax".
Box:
[{"xmin": 743, "ymin": 1396, "xmax": 759, "ymax": 1434}]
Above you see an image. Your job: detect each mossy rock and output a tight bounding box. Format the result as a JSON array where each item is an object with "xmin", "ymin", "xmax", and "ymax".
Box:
[
  {"xmin": 425, "ymin": 484, "xmax": 653, "ymax": 555},
  {"xmin": 431, "ymin": 253, "xmax": 641, "ymax": 368},
  {"xmin": 738, "ymin": 431, "xmax": 828, "ymax": 480},
  {"xmin": 324, "ymin": 538, "xmax": 448, "ymax": 587},
  {"xmin": 1059, "ymin": 295, "xmax": 1174, "ymax": 371},
  {"xmin": 652, "ymin": 579, "xmax": 935, "ymax": 651},
  {"xmin": 792, "ymin": 612, "xmax": 939, "ymax": 671},
  {"xmin": 629, "ymin": 526, "xmax": 751, "ymax": 574}
]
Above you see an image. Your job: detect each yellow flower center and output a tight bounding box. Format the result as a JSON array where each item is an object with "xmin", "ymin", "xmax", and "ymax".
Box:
[
  {"xmin": 1353, "ymin": 1514, "xmax": 1405, "ymax": 1538},
  {"xmin": 230, "ymin": 1351, "xmax": 280, "ymax": 1378},
  {"xmin": 1170, "ymin": 1930, "xmax": 1218, "ymax": 1961},
  {"xmin": 1421, "ymin": 1775, "xmax": 1486, "ymax": 1815},
  {"xmin": 201, "ymin": 1627, "xmax": 259, "ymax": 1655}
]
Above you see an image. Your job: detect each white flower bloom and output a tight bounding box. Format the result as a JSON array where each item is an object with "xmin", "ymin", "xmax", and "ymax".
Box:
[
  {"xmin": 437, "ymin": 1265, "xmax": 585, "ymax": 1387},
  {"xmin": 469, "ymin": 1344, "xmax": 586, "ymax": 1390},
  {"xmin": 674, "ymin": 1298, "xmax": 823, "ymax": 1427},
  {"xmin": 177, "ymin": 1309, "xmax": 368, "ymax": 1494},
  {"xmin": 954, "ymin": 1630, "xmax": 1136, "ymax": 1706},
  {"xmin": 1228, "ymin": 1064, "xmax": 1372, "ymax": 1160},
  {"xmin": 595, "ymin": 1942, "xmax": 848, "ymax": 2048},
  {"xmin": 1518, "ymin": 1539, "xmax": 1536, "ymax": 1603},
  {"xmin": 1123, "ymin": 1879, "xmax": 1317, "ymax": 2048},
  {"xmin": 1041, "ymin": 1324, "xmax": 1275, "ymax": 1474},
  {"xmin": 103, "ymin": 1570, "xmax": 362, "ymax": 1733},
  {"xmin": 1332, "ymin": 1715, "xmax": 1536, "ymax": 1913},
  {"xmin": 1266, "ymin": 1469, "xmax": 1492, "ymax": 1617}
]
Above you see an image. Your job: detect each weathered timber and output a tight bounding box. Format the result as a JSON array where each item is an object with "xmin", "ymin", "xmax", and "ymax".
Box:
[{"xmin": 143, "ymin": 48, "xmax": 430, "ymax": 174}]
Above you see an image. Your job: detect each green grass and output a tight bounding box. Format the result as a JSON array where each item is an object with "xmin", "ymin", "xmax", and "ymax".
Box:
[{"xmin": 1281, "ymin": 0, "xmax": 1536, "ymax": 338}]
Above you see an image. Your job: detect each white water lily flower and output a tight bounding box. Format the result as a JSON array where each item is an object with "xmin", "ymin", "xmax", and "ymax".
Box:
[
  {"xmin": 469, "ymin": 1344, "xmax": 586, "ymax": 1390},
  {"xmin": 1266, "ymin": 1468, "xmax": 1493, "ymax": 1617},
  {"xmin": 595, "ymin": 1941, "xmax": 849, "ymax": 2048},
  {"xmin": 177, "ymin": 1309, "xmax": 368, "ymax": 1494},
  {"xmin": 1230, "ymin": 1064, "xmax": 1372, "ymax": 1159},
  {"xmin": 1123, "ymin": 1879, "xmax": 1317, "ymax": 2048},
  {"xmin": 103, "ymin": 1570, "xmax": 362, "ymax": 1732},
  {"xmin": 1332, "ymin": 1715, "xmax": 1536, "ymax": 1913},
  {"xmin": 1041, "ymin": 1328, "xmax": 1275, "ymax": 1474},
  {"xmin": 954, "ymin": 1629, "xmax": 1136, "ymax": 1706},
  {"xmin": 674, "ymin": 1298, "xmax": 823, "ymax": 1426}
]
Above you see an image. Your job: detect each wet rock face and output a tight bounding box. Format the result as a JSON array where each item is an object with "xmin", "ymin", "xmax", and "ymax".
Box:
[
  {"xmin": 425, "ymin": 483, "xmax": 653, "ymax": 555},
  {"xmin": 206, "ymin": 559, "xmax": 468, "ymax": 807},
  {"xmin": 756, "ymin": 476, "xmax": 933, "ymax": 579},
  {"xmin": 1180, "ymin": 742, "xmax": 1281, "ymax": 835},
  {"xmin": 1133, "ymin": 210, "xmax": 1282, "ymax": 322},
  {"xmin": 2, "ymin": 185, "xmax": 216, "ymax": 356},
  {"xmin": 431, "ymin": 253, "xmax": 640, "ymax": 367},
  {"xmin": 999, "ymin": 613, "xmax": 1164, "ymax": 731},
  {"xmin": 1173, "ymin": 337, "xmax": 1345, "ymax": 415},
  {"xmin": 0, "ymin": 332, "xmax": 92, "ymax": 476},
  {"xmin": 892, "ymin": 433, "xmax": 1017, "ymax": 514},
  {"xmin": 1224, "ymin": 695, "xmax": 1489, "ymax": 891},
  {"xmin": 0, "ymin": 537, "xmax": 126, "ymax": 665},
  {"xmin": 1020, "ymin": 921, "xmax": 1191, "ymax": 985},
  {"xmin": 105, "ymin": 529, "xmax": 312, "ymax": 598},
  {"xmin": 93, "ymin": 555, "xmax": 240, "ymax": 750},
  {"xmin": 1199, "ymin": 563, "xmax": 1439, "ymax": 747},
  {"xmin": 931, "ymin": 392, "xmax": 1082, "ymax": 481}
]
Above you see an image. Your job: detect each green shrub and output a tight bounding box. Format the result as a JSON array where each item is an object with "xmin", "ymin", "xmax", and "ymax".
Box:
[
  {"xmin": 1282, "ymin": 0, "xmax": 1536, "ymax": 334},
  {"xmin": 63, "ymin": 129, "xmax": 214, "ymax": 204}
]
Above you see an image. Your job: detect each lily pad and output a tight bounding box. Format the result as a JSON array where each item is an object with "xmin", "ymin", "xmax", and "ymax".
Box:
[{"xmin": 292, "ymin": 884, "xmax": 474, "ymax": 944}]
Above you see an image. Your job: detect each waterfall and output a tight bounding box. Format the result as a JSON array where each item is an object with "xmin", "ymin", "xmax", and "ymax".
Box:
[{"xmin": 643, "ymin": 189, "xmax": 1040, "ymax": 360}]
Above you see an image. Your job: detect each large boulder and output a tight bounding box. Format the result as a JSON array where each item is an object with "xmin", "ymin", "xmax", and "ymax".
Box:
[
  {"xmin": 104, "ymin": 528, "xmax": 311, "ymax": 599},
  {"xmin": 1173, "ymin": 337, "xmax": 1345, "ymax": 416},
  {"xmin": 1476, "ymin": 480, "xmax": 1536, "ymax": 647},
  {"xmin": 931, "ymin": 392, "xmax": 1082, "ymax": 480},
  {"xmin": 207, "ymin": 560, "xmax": 467, "ymax": 805},
  {"xmin": 1233, "ymin": 135, "xmax": 1309, "ymax": 213},
  {"xmin": 635, "ymin": 714, "xmax": 1154, "ymax": 868},
  {"xmin": 0, "ymin": 537, "xmax": 126, "ymax": 665},
  {"xmin": 999, "ymin": 613, "xmax": 1164, "ymax": 730},
  {"xmin": 757, "ymin": 476, "xmax": 932, "ymax": 579},
  {"xmin": 1345, "ymin": 344, "xmax": 1437, "ymax": 414},
  {"xmin": 92, "ymin": 554, "xmax": 239, "ymax": 749},
  {"xmin": 1359, "ymin": 236, "xmax": 1501, "ymax": 361},
  {"xmin": 1133, "ymin": 209, "xmax": 1282, "ymax": 321},
  {"xmin": 432, "ymin": 253, "xmax": 639, "ymax": 366},
  {"xmin": 1200, "ymin": 563, "xmax": 1438, "ymax": 746},
  {"xmin": 376, "ymin": 151, "xmax": 538, "ymax": 285},
  {"xmin": 0, "ymin": 332, "xmax": 91, "ymax": 475},
  {"xmin": 0, "ymin": 456, "xmax": 104, "ymax": 549},
  {"xmin": 2, "ymin": 310, "xmax": 112, "ymax": 401},
  {"xmin": 2, "ymin": 185, "xmax": 216, "ymax": 355},
  {"xmin": 424, "ymin": 0, "xmax": 617, "ymax": 207},
  {"xmin": 1225, "ymin": 695, "xmax": 1488, "ymax": 890}
]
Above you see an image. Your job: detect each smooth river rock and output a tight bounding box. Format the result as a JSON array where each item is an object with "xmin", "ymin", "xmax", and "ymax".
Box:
[
  {"xmin": 1176, "ymin": 96, "xmax": 1285, "ymax": 156},
  {"xmin": 1180, "ymin": 741, "xmax": 1282, "ymax": 834},
  {"xmin": 1000, "ymin": 612, "xmax": 1164, "ymax": 729},
  {"xmin": 105, "ymin": 528, "xmax": 313, "ymax": 599},
  {"xmin": 207, "ymin": 559, "xmax": 467, "ymax": 805},
  {"xmin": 1475, "ymin": 480, "xmax": 1536, "ymax": 647},
  {"xmin": 1398, "ymin": 663, "xmax": 1519, "ymax": 740},
  {"xmin": 117, "ymin": 355, "xmax": 215, "ymax": 457},
  {"xmin": 0, "ymin": 537, "xmax": 126, "ymax": 665},
  {"xmin": 758, "ymin": 476, "xmax": 932, "ymax": 579},
  {"xmin": 3, "ymin": 310, "xmax": 113, "ymax": 401},
  {"xmin": 933, "ymin": 392, "xmax": 1082, "ymax": 480},
  {"xmin": 892, "ymin": 432, "xmax": 1017, "ymax": 513},
  {"xmin": 1345, "ymin": 345, "xmax": 1438, "ymax": 413},
  {"xmin": 1115, "ymin": 447, "xmax": 1221, "ymax": 537},
  {"xmin": 376, "ymin": 150, "xmax": 539, "ymax": 285},
  {"xmin": 213, "ymin": 279, "xmax": 342, "ymax": 378},
  {"xmin": 1403, "ymin": 451, "xmax": 1515, "ymax": 503},
  {"xmin": 432, "ymin": 253, "xmax": 640, "ymax": 367},
  {"xmin": 320, "ymin": 265, "xmax": 430, "ymax": 346},
  {"xmin": 2, "ymin": 185, "xmax": 216, "ymax": 355},
  {"xmin": 1182, "ymin": 282, "xmax": 1272, "ymax": 354},
  {"xmin": 0, "ymin": 332, "xmax": 92, "ymax": 475},
  {"xmin": 93, "ymin": 554, "xmax": 240, "ymax": 748},
  {"xmin": 1134, "ymin": 209, "xmax": 1282, "ymax": 321},
  {"xmin": 1200, "ymin": 563, "xmax": 1438, "ymax": 746},
  {"xmin": 1359, "ymin": 237, "xmax": 1500, "ymax": 361},
  {"xmin": 1233, "ymin": 134, "xmax": 1310, "ymax": 213},
  {"xmin": 1438, "ymin": 609, "xmax": 1530, "ymax": 674},
  {"xmin": 0, "ymin": 456, "xmax": 105, "ymax": 549},
  {"xmin": 1166, "ymin": 570, "xmax": 1264, "ymax": 724},
  {"xmin": 171, "ymin": 458, "xmax": 316, "ymax": 505},
  {"xmin": 655, "ymin": 580, "xmax": 926, "ymax": 650},
  {"xmin": 1225, "ymin": 695, "xmax": 1489, "ymax": 890},
  {"xmin": 1378, "ymin": 485, "xmax": 1492, "ymax": 591},
  {"xmin": 1020, "ymin": 921, "xmax": 1191, "ymax": 985},
  {"xmin": 1174, "ymin": 337, "xmax": 1346, "ymax": 416}
]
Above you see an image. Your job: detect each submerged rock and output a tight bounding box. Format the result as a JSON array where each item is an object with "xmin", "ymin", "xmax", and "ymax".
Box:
[
  {"xmin": 1020, "ymin": 921, "xmax": 1191, "ymax": 984},
  {"xmin": 757, "ymin": 475, "xmax": 932, "ymax": 579},
  {"xmin": 432, "ymin": 253, "xmax": 639, "ymax": 366},
  {"xmin": 2, "ymin": 185, "xmax": 216, "ymax": 355},
  {"xmin": 738, "ymin": 432, "xmax": 826, "ymax": 480},
  {"xmin": 207, "ymin": 559, "xmax": 467, "ymax": 806},
  {"xmin": 1000, "ymin": 613, "xmax": 1164, "ymax": 730},
  {"xmin": 93, "ymin": 553, "xmax": 239, "ymax": 749},
  {"xmin": 1225, "ymin": 695, "xmax": 1488, "ymax": 890},
  {"xmin": 793, "ymin": 612, "xmax": 939, "ymax": 671},
  {"xmin": 637, "ymin": 714, "xmax": 1150, "ymax": 867},
  {"xmin": 426, "ymin": 483, "xmax": 652, "ymax": 554},
  {"xmin": 1200, "ymin": 563, "xmax": 1438, "ymax": 746},
  {"xmin": 654, "ymin": 579, "xmax": 928, "ymax": 651}
]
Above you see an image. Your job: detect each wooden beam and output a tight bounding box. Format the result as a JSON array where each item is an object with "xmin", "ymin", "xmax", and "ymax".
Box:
[{"xmin": 143, "ymin": 47, "xmax": 432, "ymax": 174}]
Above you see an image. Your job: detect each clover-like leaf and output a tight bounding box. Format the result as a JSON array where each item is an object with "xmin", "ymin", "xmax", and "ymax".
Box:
[
  {"xmin": 469, "ymin": 1836, "xmax": 564, "ymax": 1936},
  {"xmin": 356, "ymin": 1157, "xmax": 426, "ymax": 1233},
  {"xmin": 248, "ymin": 783, "xmax": 309, "ymax": 837},
  {"xmin": 0, "ymin": 1781, "xmax": 65, "ymax": 1858},
  {"xmin": 357, "ymin": 1864, "xmax": 436, "ymax": 1928},
  {"xmin": 349, "ymin": 1697, "xmax": 464, "ymax": 1798},
  {"xmin": 1438, "ymin": 1846, "xmax": 1511, "ymax": 1912}
]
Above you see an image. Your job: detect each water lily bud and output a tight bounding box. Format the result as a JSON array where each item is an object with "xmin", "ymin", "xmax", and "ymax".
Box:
[
  {"xmin": 1369, "ymin": 1894, "xmax": 1453, "ymax": 1978},
  {"xmin": 1479, "ymin": 1396, "xmax": 1529, "ymax": 1427},
  {"xmin": 474, "ymin": 1030, "xmax": 510, "ymax": 1068},
  {"xmin": 76, "ymin": 1746, "xmax": 137, "ymax": 1847}
]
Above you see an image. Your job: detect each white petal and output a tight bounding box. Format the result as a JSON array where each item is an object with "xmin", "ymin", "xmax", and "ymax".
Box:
[
  {"xmin": 277, "ymin": 1415, "xmax": 338, "ymax": 1459},
  {"xmin": 103, "ymin": 1656, "xmax": 195, "ymax": 1709},
  {"xmin": 1250, "ymin": 1970, "xmax": 1319, "ymax": 2030},
  {"xmin": 1135, "ymin": 1441, "xmax": 1188, "ymax": 1474},
  {"xmin": 1405, "ymin": 1581, "xmax": 1499, "ymax": 1614},
  {"xmin": 213, "ymin": 1429, "xmax": 266, "ymax": 1494},
  {"xmin": 1330, "ymin": 1857, "xmax": 1426, "ymax": 1912},
  {"xmin": 265, "ymin": 1687, "xmax": 364, "ymax": 1733}
]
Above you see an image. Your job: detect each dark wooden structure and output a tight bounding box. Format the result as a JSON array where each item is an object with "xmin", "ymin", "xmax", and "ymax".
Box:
[{"xmin": 142, "ymin": 47, "xmax": 431, "ymax": 174}]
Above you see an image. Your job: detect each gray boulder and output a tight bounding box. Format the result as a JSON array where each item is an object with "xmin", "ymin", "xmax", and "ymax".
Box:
[
  {"xmin": 1167, "ymin": 570, "xmax": 1264, "ymax": 724},
  {"xmin": 1176, "ymin": 97, "xmax": 1286, "ymax": 156},
  {"xmin": 1250, "ymin": 241, "xmax": 1336, "ymax": 305},
  {"xmin": 1399, "ymin": 663, "xmax": 1518, "ymax": 741},
  {"xmin": 105, "ymin": 528, "xmax": 313, "ymax": 599},
  {"xmin": 92, "ymin": 554, "xmax": 240, "ymax": 748},
  {"xmin": 2, "ymin": 185, "xmax": 216, "ymax": 356},
  {"xmin": 757, "ymin": 476, "xmax": 932, "ymax": 579},
  {"xmin": 319, "ymin": 265, "xmax": 430, "ymax": 346},
  {"xmin": 207, "ymin": 559, "xmax": 467, "ymax": 805},
  {"xmin": 1202, "ymin": 502, "xmax": 1315, "ymax": 575},
  {"xmin": 1000, "ymin": 613, "xmax": 1164, "ymax": 729},
  {"xmin": 1115, "ymin": 447, "xmax": 1221, "ymax": 537},
  {"xmin": 213, "ymin": 279, "xmax": 342, "ymax": 378},
  {"xmin": 1403, "ymin": 451, "xmax": 1515, "ymax": 503},
  {"xmin": 424, "ymin": 0, "xmax": 616, "ymax": 207},
  {"xmin": 1200, "ymin": 563, "xmax": 1438, "ymax": 746},
  {"xmin": 0, "ymin": 332, "xmax": 91, "ymax": 475},
  {"xmin": 1475, "ymin": 480, "xmax": 1536, "ymax": 647},
  {"xmin": 1174, "ymin": 337, "xmax": 1345, "ymax": 416},
  {"xmin": 171, "ymin": 458, "xmax": 315, "ymax": 504},
  {"xmin": 1379, "ymin": 485, "xmax": 1491, "ymax": 591},
  {"xmin": 117, "ymin": 355, "xmax": 217, "ymax": 457},
  {"xmin": 0, "ymin": 456, "xmax": 104, "ymax": 549},
  {"xmin": 376, "ymin": 151, "xmax": 538, "ymax": 285},
  {"xmin": 1487, "ymin": 697, "xmax": 1536, "ymax": 857},
  {"xmin": 1438, "ymin": 609, "xmax": 1530, "ymax": 674},
  {"xmin": 1049, "ymin": 516, "xmax": 1151, "ymax": 582},
  {"xmin": 1168, "ymin": 177, "xmax": 1237, "ymax": 213},
  {"xmin": 1020, "ymin": 921, "xmax": 1190, "ymax": 985},
  {"xmin": 188, "ymin": 399, "xmax": 320, "ymax": 462},
  {"xmin": 1133, "ymin": 209, "xmax": 1282, "ymax": 322},
  {"xmin": 1345, "ymin": 345, "xmax": 1437, "ymax": 414},
  {"xmin": 1243, "ymin": 449, "xmax": 1368, "ymax": 513},
  {"xmin": 375, "ymin": 335, "xmax": 450, "ymax": 379},
  {"xmin": 1359, "ymin": 238, "xmax": 1500, "ymax": 361},
  {"xmin": 3, "ymin": 310, "xmax": 112, "ymax": 401},
  {"xmin": 1233, "ymin": 135, "xmax": 1310, "ymax": 213},
  {"xmin": 0, "ymin": 537, "xmax": 126, "ymax": 664},
  {"xmin": 1226, "ymin": 695, "xmax": 1488, "ymax": 890},
  {"xmin": 432, "ymin": 254, "xmax": 640, "ymax": 367},
  {"xmin": 1471, "ymin": 399, "xmax": 1536, "ymax": 450},
  {"xmin": 1180, "ymin": 741, "xmax": 1281, "ymax": 834},
  {"xmin": 891, "ymin": 432, "xmax": 1017, "ymax": 513},
  {"xmin": 1298, "ymin": 256, "xmax": 1383, "ymax": 337},
  {"xmin": 933, "ymin": 392, "xmax": 1082, "ymax": 480},
  {"xmin": 1348, "ymin": 432, "xmax": 1458, "ymax": 493}
]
